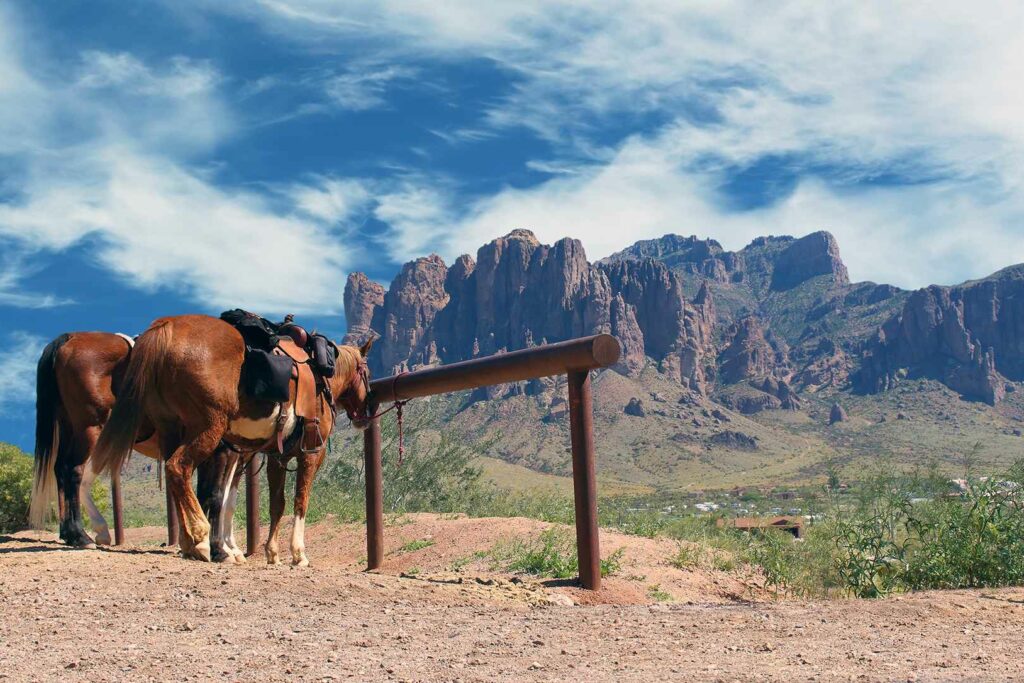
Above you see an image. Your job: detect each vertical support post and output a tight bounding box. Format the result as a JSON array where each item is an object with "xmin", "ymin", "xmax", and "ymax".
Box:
[
  {"xmin": 111, "ymin": 469, "xmax": 125, "ymax": 546},
  {"xmin": 364, "ymin": 417, "xmax": 384, "ymax": 570},
  {"xmin": 246, "ymin": 454, "xmax": 260, "ymax": 556},
  {"xmin": 567, "ymin": 369, "xmax": 601, "ymax": 590},
  {"xmin": 164, "ymin": 463, "xmax": 179, "ymax": 548}
]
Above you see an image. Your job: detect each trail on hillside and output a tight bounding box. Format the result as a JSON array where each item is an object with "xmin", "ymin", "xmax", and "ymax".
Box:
[{"xmin": 2, "ymin": 516, "xmax": 1024, "ymax": 682}]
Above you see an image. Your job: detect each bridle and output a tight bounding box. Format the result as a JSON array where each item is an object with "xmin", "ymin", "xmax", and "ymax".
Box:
[{"xmin": 338, "ymin": 354, "xmax": 372, "ymax": 424}]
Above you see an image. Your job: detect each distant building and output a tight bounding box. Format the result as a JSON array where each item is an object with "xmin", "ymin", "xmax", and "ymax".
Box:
[{"xmin": 720, "ymin": 516, "xmax": 803, "ymax": 539}]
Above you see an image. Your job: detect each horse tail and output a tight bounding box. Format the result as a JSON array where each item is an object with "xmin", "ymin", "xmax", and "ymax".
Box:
[
  {"xmin": 29, "ymin": 333, "xmax": 72, "ymax": 528},
  {"xmin": 92, "ymin": 319, "xmax": 172, "ymax": 477}
]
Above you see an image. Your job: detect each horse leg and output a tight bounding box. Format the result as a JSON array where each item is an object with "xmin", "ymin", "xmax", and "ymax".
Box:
[
  {"xmin": 222, "ymin": 456, "xmax": 247, "ymax": 564},
  {"xmin": 264, "ymin": 456, "xmax": 287, "ymax": 565},
  {"xmin": 198, "ymin": 448, "xmax": 237, "ymax": 563},
  {"xmin": 80, "ymin": 458, "xmax": 111, "ymax": 545},
  {"xmin": 57, "ymin": 425, "xmax": 98, "ymax": 548},
  {"xmin": 290, "ymin": 450, "xmax": 325, "ymax": 567},
  {"xmin": 165, "ymin": 427, "xmax": 221, "ymax": 562}
]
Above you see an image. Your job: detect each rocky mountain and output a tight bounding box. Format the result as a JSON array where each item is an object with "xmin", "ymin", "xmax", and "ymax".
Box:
[
  {"xmin": 345, "ymin": 229, "xmax": 715, "ymax": 392},
  {"xmin": 343, "ymin": 230, "xmax": 1024, "ymax": 488},
  {"xmin": 858, "ymin": 265, "xmax": 1024, "ymax": 405}
]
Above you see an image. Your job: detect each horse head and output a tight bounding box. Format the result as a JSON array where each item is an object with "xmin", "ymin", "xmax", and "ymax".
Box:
[{"xmin": 334, "ymin": 337, "xmax": 375, "ymax": 431}]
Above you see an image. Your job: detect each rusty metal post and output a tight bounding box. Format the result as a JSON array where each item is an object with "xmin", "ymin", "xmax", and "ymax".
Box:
[
  {"xmin": 111, "ymin": 470, "xmax": 125, "ymax": 546},
  {"xmin": 567, "ymin": 369, "xmax": 601, "ymax": 590},
  {"xmin": 246, "ymin": 454, "xmax": 260, "ymax": 556},
  {"xmin": 364, "ymin": 417, "xmax": 384, "ymax": 570},
  {"xmin": 164, "ymin": 463, "xmax": 179, "ymax": 547}
]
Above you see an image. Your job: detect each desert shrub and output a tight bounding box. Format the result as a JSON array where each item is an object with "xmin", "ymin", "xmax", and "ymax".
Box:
[
  {"xmin": 398, "ymin": 538, "xmax": 435, "ymax": 553},
  {"xmin": 319, "ymin": 404, "xmax": 489, "ymax": 517},
  {"xmin": 599, "ymin": 498, "xmax": 667, "ymax": 537},
  {"xmin": 670, "ymin": 542, "xmax": 704, "ymax": 569},
  {"xmin": 903, "ymin": 477, "xmax": 1024, "ymax": 590},
  {"xmin": 0, "ymin": 443, "xmax": 33, "ymax": 532},
  {"xmin": 492, "ymin": 527, "xmax": 624, "ymax": 579}
]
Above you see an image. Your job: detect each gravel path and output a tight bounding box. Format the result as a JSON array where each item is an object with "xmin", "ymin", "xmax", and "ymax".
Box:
[{"xmin": 2, "ymin": 522, "xmax": 1024, "ymax": 682}]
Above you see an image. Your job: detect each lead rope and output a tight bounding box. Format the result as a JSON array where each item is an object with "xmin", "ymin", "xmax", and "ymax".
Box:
[{"xmin": 395, "ymin": 399, "xmax": 407, "ymax": 468}]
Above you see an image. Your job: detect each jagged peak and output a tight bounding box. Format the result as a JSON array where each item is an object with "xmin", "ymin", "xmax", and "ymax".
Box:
[{"xmin": 502, "ymin": 228, "xmax": 541, "ymax": 245}]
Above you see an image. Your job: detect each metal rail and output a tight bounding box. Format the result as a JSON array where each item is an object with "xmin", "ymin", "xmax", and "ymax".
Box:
[{"xmin": 364, "ymin": 333, "xmax": 620, "ymax": 590}]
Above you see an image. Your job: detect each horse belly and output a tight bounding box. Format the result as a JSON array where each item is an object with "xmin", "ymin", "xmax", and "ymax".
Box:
[{"xmin": 228, "ymin": 404, "xmax": 296, "ymax": 442}]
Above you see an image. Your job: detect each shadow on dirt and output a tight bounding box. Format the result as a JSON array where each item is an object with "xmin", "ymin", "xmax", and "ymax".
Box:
[{"xmin": 0, "ymin": 534, "xmax": 174, "ymax": 557}]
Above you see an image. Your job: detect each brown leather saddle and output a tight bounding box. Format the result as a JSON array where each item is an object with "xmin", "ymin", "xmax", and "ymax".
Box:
[{"xmin": 271, "ymin": 338, "xmax": 334, "ymax": 455}]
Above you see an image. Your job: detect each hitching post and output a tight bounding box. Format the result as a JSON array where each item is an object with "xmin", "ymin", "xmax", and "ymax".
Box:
[
  {"xmin": 568, "ymin": 369, "xmax": 601, "ymax": 590},
  {"xmin": 165, "ymin": 463, "xmax": 179, "ymax": 547},
  {"xmin": 364, "ymin": 417, "xmax": 384, "ymax": 570},
  {"xmin": 111, "ymin": 470, "xmax": 125, "ymax": 546},
  {"xmin": 246, "ymin": 454, "xmax": 260, "ymax": 556}
]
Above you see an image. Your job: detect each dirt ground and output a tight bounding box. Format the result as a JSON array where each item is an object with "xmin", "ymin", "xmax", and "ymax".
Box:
[{"xmin": 2, "ymin": 514, "xmax": 1024, "ymax": 682}]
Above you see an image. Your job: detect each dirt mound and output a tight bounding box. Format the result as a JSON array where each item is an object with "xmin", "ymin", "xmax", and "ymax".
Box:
[
  {"xmin": 3, "ymin": 517, "xmax": 1024, "ymax": 681},
  {"xmin": 274, "ymin": 513, "xmax": 763, "ymax": 606}
]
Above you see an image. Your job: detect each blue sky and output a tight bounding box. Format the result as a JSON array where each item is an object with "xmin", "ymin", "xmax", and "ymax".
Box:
[{"xmin": 2, "ymin": 1, "xmax": 1024, "ymax": 449}]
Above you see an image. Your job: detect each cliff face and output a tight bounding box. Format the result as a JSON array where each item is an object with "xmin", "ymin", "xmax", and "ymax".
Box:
[
  {"xmin": 603, "ymin": 230, "xmax": 850, "ymax": 295},
  {"xmin": 345, "ymin": 230, "xmax": 1024, "ymax": 409},
  {"xmin": 347, "ymin": 230, "xmax": 715, "ymax": 391},
  {"xmin": 859, "ymin": 266, "xmax": 1024, "ymax": 404}
]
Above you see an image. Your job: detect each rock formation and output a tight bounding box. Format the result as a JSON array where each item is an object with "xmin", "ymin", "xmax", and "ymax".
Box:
[
  {"xmin": 344, "ymin": 229, "xmax": 1023, "ymax": 412},
  {"xmin": 342, "ymin": 272, "xmax": 385, "ymax": 345},
  {"xmin": 348, "ymin": 230, "xmax": 715, "ymax": 389},
  {"xmin": 859, "ymin": 266, "xmax": 1024, "ymax": 405}
]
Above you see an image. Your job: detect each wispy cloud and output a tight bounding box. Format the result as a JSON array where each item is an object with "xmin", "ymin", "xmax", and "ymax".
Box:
[
  {"xmin": 208, "ymin": 0, "xmax": 1024, "ymax": 287},
  {"xmin": 0, "ymin": 252, "xmax": 74, "ymax": 309},
  {"xmin": 0, "ymin": 332, "xmax": 45, "ymax": 412},
  {"xmin": 324, "ymin": 64, "xmax": 417, "ymax": 111},
  {"xmin": 0, "ymin": 5, "xmax": 368, "ymax": 314}
]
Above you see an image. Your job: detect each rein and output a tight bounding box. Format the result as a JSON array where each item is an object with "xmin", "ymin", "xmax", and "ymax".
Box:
[{"xmin": 371, "ymin": 371, "xmax": 409, "ymax": 468}]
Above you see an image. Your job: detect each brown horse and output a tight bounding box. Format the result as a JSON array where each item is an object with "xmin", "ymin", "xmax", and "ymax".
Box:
[
  {"xmin": 91, "ymin": 314, "xmax": 373, "ymax": 562},
  {"xmin": 29, "ymin": 332, "xmax": 162, "ymax": 547},
  {"xmin": 29, "ymin": 331, "xmax": 239, "ymax": 554}
]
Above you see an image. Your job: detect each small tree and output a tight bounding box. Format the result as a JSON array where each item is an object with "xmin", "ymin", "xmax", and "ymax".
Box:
[{"xmin": 0, "ymin": 443, "xmax": 33, "ymax": 532}]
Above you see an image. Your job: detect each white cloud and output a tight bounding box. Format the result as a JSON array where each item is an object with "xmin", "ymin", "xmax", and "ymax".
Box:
[
  {"xmin": 0, "ymin": 6, "xmax": 365, "ymax": 314},
  {"xmin": 0, "ymin": 332, "xmax": 45, "ymax": 412},
  {"xmin": 380, "ymin": 129, "xmax": 1024, "ymax": 289},
  {"xmin": 324, "ymin": 64, "xmax": 416, "ymax": 111},
  {"xmin": 288, "ymin": 177, "xmax": 372, "ymax": 224},
  {"xmin": 0, "ymin": 254, "xmax": 73, "ymax": 308},
  {"xmin": 212, "ymin": 0, "xmax": 1024, "ymax": 287}
]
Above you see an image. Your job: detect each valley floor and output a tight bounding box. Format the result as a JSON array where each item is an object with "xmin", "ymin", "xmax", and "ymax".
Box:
[{"xmin": 2, "ymin": 517, "xmax": 1023, "ymax": 682}]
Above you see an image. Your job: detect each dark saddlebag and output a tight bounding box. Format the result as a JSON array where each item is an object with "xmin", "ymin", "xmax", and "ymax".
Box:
[
  {"xmin": 220, "ymin": 309, "xmax": 280, "ymax": 351},
  {"xmin": 241, "ymin": 349, "xmax": 293, "ymax": 403},
  {"xmin": 309, "ymin": 334, "xmax": 337, "ymax": 378}
]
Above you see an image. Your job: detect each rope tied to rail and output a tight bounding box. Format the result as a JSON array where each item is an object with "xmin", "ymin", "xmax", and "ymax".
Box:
[{"xmin": 371, "ymin": 370, "xmax": 409, "ymax": 468}]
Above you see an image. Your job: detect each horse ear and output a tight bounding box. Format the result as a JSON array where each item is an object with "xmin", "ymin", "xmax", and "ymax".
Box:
[{"xmin": 359, "ymin": 335, "xmax": 376, "ymax": 358}]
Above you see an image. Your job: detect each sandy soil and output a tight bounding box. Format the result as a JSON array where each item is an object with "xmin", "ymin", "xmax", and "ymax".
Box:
[{"xmin": 2, "ymin": 514, "xmax": 1024, "ymax": 682}]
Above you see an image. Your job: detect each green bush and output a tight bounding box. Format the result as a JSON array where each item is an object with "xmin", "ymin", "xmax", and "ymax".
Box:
[
  {"xmin": 321, "ymin": 403, "xmax": 490, "ymax": 517},
  {"xmin": 491, "ymin": 527, "xmax": 624, "ymax": 579},
  {"xmin": 0, "ymin": 443, "xmax": 33, "ymax": 532},
  {"xmin": 903, "ymin": 477, "xmax": 1024, "ymax": 590}
]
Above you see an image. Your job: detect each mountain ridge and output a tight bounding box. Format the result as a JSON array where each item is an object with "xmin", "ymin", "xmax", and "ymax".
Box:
[{"xmin": 343, "ymin": 229, "xmax": 1024, "ymax": 487}]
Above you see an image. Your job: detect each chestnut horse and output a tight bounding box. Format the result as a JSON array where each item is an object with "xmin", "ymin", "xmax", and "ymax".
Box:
[
  {"xmin": 29, "ymin": 332, "xmax": 240, "ymax": 554},
  {"xmin": 91, "ymin": 314, "xmax": 373, "ymax": 563},
  {"xmin": 29, "ymin": 332, "xmax": 162, "ymax": 547}
]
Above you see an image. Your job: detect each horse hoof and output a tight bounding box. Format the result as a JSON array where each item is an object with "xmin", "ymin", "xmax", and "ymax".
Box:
[
  {"xmin": 190, "ymin": 540, "xmax": 212, "ymax": 562},
  {"xmin": 94, "ymin": 529, "xmax": 112, "ymax": 546},
  {"xmin": 232, "ymin": 552, "xmax": 247, "ymax": 565},
  {"xmin": 64, "ymin": 534, "xmax": 97, "ymax": 549},
  {"xmin": 292, "ymin": 555, "xmax": 310, "ymax": 568},
  {"xmin": 212, "ymin": 547, "xmax": 233, "ymax": 563}
]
